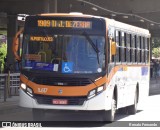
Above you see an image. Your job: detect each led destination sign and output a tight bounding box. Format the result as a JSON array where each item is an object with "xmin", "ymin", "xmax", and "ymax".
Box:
[
  {"xmin": 30, "ymin": 36, "xmax": 53, "ymax": 42},
  {"xmin": 37, "ymin": 20, "xmax": 92, "ymax": 29}
]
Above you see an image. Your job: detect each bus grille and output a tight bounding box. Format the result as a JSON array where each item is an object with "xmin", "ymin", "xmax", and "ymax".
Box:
[
  {"xmin": 34, "ymin": 95, "xmax": 87, "ymax": 106},
  {"xmin": 32, "ymin": 77, "xmax": 92, "ymax": 86}
]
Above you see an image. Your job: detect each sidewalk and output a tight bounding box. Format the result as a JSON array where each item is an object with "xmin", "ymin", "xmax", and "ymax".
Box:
[
  {"xmin": 149, "ymin": 78, "xmax": 160, "ymax": 95},
  {"xmin": 0, "ymin": 96, "xmax": 27, "ymax": 115}
]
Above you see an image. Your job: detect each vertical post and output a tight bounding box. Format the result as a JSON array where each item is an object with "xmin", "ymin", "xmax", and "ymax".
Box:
[
  {"xmin": 4, "ymin": 75, "xmax": 7, "ymax": 102},
  {"xmin": 7, "ymin": 14, "xmax": 18, "ymax": 72},
  {"xmin": 149, "ymin": 38, "xmax": 152, "ymax": 87},
  {"xmin": 7, "ymin": 70, "xmax": 10, "ymax": 97},
  {"xmin": 47, "ymin": 0, "xmax": 57, "ymax": 13},
  {"xmin": 150, "ymin": 38, "xmax": 152, "ymax": 61},
  {"xmin": 54, "ymin": 0, "xmax": 57, "ymax": 13},
  {"xmin": 0, "ymin": 61, "xmax": 2, "ymax": 74}
]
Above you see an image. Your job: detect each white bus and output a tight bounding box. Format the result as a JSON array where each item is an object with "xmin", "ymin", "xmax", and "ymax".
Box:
[{"xmin": 13, "ymin": 13, "xmax": 151, "ymax": 121}]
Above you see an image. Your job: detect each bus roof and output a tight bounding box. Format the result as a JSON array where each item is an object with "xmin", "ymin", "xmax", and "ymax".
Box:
[
  {"xmin": 37, "ymin": 13, "xmax": 150, "ymax": 37},
  {"xmin": 38, "ymin": 13, "xmax": 93, "ymax": 18}
]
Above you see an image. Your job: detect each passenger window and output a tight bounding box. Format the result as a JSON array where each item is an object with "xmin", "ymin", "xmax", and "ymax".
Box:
[
  {"xmin": 141, "ymin": 37, "xmax": 144, "ymax": 63},
  {"xmin": 121, "ymin": 32, "xmax": 125, "ymax": 62},
  {"xmin": 136, "ymin": 36, "xmax": 140, "ymax": 63},
  {"xmin": 130, "ymin": 34, "xmax": 132, "ymax": 62},
  {"xmin": 146, "ymin": 38, "xmax": 150, "ymax": 63},
  {"xmin": 131, "ymin": 35, "xmax": 136, "ymax": 63},
  {"xmin": 139, "ymin": 36, "xmax": 142, "ymax": 63},
  {"xmin": 126, "ymin": 33, "xmax": 131, "ymax": 63},
  {"xmin": 115, "ymin": 30, "xmax": 120, "ymax": 62}
]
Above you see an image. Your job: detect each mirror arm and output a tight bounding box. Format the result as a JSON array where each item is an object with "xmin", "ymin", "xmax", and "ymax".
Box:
[{"xmin": 12, "ymin": 28, "xmax": 24, "ymax": 61}]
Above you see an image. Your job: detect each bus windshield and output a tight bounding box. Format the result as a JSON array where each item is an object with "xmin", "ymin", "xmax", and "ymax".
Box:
[{"xmin": 22, "ymin": 33, "xmax": 105, "ymax": 74}]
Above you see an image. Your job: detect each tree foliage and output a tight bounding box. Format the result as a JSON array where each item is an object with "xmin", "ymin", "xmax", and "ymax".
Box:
[
  {"xmin": 152, "ymin": 38, "xmax": 160, "ymax": 58},
  {"xmin": 152, "ymin": 48, "xmax": 160, "ymax": 58},
  {"xmin": 152, "ymin": 38, "xmax": 160, "ymax": 48},
  {"xmin": 0, "ymin": 42, "xmax": 7, "ymax": 72}
]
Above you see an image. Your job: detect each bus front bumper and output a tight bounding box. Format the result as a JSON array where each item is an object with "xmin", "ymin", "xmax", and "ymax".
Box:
[{"xmin": 19, "ymin": 89, "xmax": 111, "ymax": 111}]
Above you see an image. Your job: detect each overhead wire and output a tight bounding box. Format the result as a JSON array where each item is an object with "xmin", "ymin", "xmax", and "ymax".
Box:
[{"xmin": 77, "ymin": 0, "xmax": 160, "ymax": 25}]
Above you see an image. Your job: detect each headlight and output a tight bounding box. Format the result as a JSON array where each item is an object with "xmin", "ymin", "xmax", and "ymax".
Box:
[
  {"xmin": 88, "ymin": 85, "xmax": 105, "ymax": 99},
  {"xmin": 20, "ymin": 83, "xmax": 33, "ymax": 97},
  {"xmin": 97, "ymin": 86, "xmax": 104, "ymax": 93},
  {"xmin": 21, "ymin": 83, "xmax": 26, "ymax": 90}
]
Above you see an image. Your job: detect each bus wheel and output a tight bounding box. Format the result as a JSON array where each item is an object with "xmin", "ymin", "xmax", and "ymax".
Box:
[
  {"xmin": 103, "ymin": 95, "xmax": 116, "ymax": 122},
  {"xmin": 32, "ymin": 108, "xmax": 45, "ymax": 121},
  {"xmin": 127, "ymin": 89, "xmax": 138, "ymax": 115}
]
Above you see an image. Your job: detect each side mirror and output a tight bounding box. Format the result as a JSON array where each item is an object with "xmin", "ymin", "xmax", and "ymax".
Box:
[
  {"xmin": 111, "ymin": 41, "xmax": 117, "ymax": 56},
  {"xmin": 12, "ymin": 28, "xmax": 24, "ymax": 61}
]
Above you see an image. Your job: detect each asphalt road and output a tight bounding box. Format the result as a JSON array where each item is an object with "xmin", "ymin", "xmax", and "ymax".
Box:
[{"xmin": 0, "ymin": 94, "xmax": 160, "ymax": 127}]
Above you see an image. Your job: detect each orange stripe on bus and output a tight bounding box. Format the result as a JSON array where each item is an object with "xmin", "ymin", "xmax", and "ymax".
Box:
[
  {"xmin": 107, "ymin": 66, "xmax": 122, "ymax": 84},
  {"xmin": 20, "ymin": 74, "xmax": 107, "ymax": 97},
  {"xmin": 28, "ymin": 81, "xmax": 96, "ymax": 96},
  {"xmin": 20, "ymin": 74, "xmax": 28, "ymax": 84},
  {"xmin": 94, "ymin": 76, "xmax": 107, "ymax": 86}
]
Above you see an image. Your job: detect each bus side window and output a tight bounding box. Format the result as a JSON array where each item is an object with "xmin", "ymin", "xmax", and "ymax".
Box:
[
  {"xmin": 136, "ymin": 35, "xmax": 140, "ymax": 63},
  {"xmin": 141, "ymin": 37, "xmax": 144, "ymax": 63},
  {"xmin": 144, "ymin": 38, "xmax": 146, "ymax": 63},
  {"xmin": 131, "ymin": 35, "xmax": 136, "ymax": 63},
  {"xmin": 129, "ymin": 34, "xmax": 132, "ymax": 62},
  {"xmin": 121, "ymin": 32, "xmax": 125, "ymax": 62},
  {"xmin": 135, "ymin": 35, "xmax": 138, "ymax": 63},
  {"xmin": 146, "ymin": 38, "xmax": 150, "ymax": 64},
  {"xmin": 126, "ymin": 33, "xmax": 131, "ymax": 63},
  {"xmin": 144, "ymin": 37, "xmax": 148, "ymax": 64},
  {"xmin": 115, "ymin": 30, "xmax": 120, "ymax": 62},
  {"xmin": 142, "ymin": 37, "xmax": 145, "ymax": 63},
  {"xmin": 139, "ymin": 36, "xmax": 142, "ymax": 63},
  {"xmin": 124, "ymin": 33, "xmax": 127, "ymax": 62}
]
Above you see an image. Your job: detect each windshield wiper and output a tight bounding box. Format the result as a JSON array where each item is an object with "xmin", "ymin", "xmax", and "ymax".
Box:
[
  {"xmin": 82, "ymin": 32, "xmax": 99, "ymax": 53},
  {"xmin": 82, "ymin": 32, "xmax": 100, "ymax": 65}
]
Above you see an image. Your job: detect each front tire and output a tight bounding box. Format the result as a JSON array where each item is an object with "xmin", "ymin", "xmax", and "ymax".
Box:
[
  {"xmin": 32, "ymin": 108, "xmax": 45, "ymax": 121},
  {"xmin": 103, "ymin": 95, "xmax": 116, "ymax": 122}
]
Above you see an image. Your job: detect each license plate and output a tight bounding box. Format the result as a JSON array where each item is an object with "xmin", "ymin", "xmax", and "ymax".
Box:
[{"xmin": 52, "ymin": 99, "xmax": 68, "ymax": 105}]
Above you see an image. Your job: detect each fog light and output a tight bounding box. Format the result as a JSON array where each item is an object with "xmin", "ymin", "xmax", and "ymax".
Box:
[
  {"xmin": 27, "ymin": 87, "xmax": 33, "ymax": 94},
  {"xmin": 21, "ymin": 83, "xmax": 26, "ymax": 90},
  {"xmin": 88, "ymin": 89, "xmax": 96, "ymax": 99},
  {"xmin": 26, "ymin": 87, "xmax": 33, "ymax": 97}
]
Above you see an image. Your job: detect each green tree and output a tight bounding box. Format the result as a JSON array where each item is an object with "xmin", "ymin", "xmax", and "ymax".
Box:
[
  {"xmin": 0, "ymin": 42, "xmax": 7, "ymax": 72},
  {"xmin": 152, "ymin": 48, "xmax": 160, "ymax": 58}
]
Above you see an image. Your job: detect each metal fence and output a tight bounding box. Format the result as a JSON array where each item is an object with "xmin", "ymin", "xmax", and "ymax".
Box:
[{"xmin": 0, "ymin": 73, "xmax": 20, "ymax": 102}]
